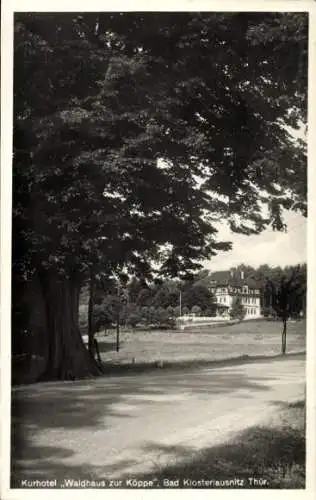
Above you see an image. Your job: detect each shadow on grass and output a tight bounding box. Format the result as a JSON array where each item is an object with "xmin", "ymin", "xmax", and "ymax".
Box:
[
  {"xmin": 137, "ymin": 405, "xmax": 306, "ymax": 489},
  {"xmin": 97, "ymin": 341, "xmax": 121, "ymax": 354},
  {"xmin": 11, "ymin": 402, "xmax": 306, "ymax": 489},
  {"xmin": 13, "ymin": 349, "xmax": 306, "ymax": 386},
  {"xmin": 98, "ymin": 351, "xmax": 305, "ymax": 378}
]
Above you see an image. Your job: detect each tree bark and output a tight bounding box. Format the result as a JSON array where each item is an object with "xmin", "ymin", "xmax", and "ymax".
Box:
[
  {"xmin": 116, "ymin": 314, "xmax": 120, "ymax": 352},
  {"xmin": 88, "ymin": 274, "xmax": 95, "ymax": 358},
  {"xmin": 281, "ymin": 318, "xmax": 287, "ymax": 355},
  {"xmin": 38, "ymin": 269, "xmax": 104, "ymax": 380}
]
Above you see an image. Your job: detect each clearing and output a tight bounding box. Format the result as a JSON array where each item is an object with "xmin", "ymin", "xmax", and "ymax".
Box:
[{"xmin": 95, "ymin": 319, "xmax": 306, "ymax": 365}]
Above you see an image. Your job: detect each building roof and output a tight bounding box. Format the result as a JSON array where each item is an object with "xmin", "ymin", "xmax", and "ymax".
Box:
[{"xmin": 209, "ymin": 271, "xmax": 260, "ymax": 289}]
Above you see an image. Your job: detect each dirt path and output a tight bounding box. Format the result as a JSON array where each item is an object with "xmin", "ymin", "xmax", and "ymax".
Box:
[{"xmin": 11, "ymin": 356, "xmax": 305, "ymax": 482}]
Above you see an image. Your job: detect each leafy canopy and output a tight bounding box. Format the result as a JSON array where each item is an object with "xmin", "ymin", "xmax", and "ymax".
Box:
[{"xmin": 13, "ymin": 12, "xmax": 307, "ymax": 282}]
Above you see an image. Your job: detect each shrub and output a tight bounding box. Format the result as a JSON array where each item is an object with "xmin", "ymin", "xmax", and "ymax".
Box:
[
  {"xmin": 126, "ymin": 312, "xmax": 141, "ymax": 328},
  {"xmin": 229, "ymin": 297, "xmax": 246, "ymax": 320},
  {"xmin": 262, "ymin": 306, "xmax": 276, "ymax": 318},
  {"xmin": 93, "ymin": 304, "xmax": 113, "ymax": 332},
  {"xmin": 191, "ymin": 305, "xmax": 202, "ymax": 316},
  {"xmin": 167, "ymin": 305, "xmax": 175, "ymax": 316}
]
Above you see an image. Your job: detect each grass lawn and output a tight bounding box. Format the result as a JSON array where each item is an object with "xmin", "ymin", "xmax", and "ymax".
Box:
[
  {"xmin": 13, "ymin": 320, "xmax": 305, "ymax": 384},
  {"xmin": 97, "ymin": 319, "xmax": 306, "ymax": 366},
  {"xmin": 138, "ymin": 400, "xmax": 306, "ymax": 489}
]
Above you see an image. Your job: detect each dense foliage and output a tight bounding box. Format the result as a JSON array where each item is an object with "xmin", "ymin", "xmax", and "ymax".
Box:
[
  {"xmin": 13, "ymin": 13, "xmax": 307, "ymax": 379},
  {"xmin": 79, "ymin": 263, "xmax": 306, "ymax": 335}
]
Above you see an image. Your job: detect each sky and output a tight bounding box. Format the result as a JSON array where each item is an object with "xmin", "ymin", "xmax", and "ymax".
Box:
[
  {"xmin": 204, "ymin": 210, "xmax": 307, "ymax": 271},
  {"xmin": 203, "ymin": 124, "xmax": 307, "ymax": 272}
]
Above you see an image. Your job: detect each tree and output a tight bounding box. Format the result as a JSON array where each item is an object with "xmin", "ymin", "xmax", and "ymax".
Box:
[
  {"xmin": 155, "ymin": 308, "xmax": 169, "ymax": 326},
  {"xmin": 136, "ymin": 288, "xmax": 154, "ymax": 308},
  {"xmin": 13, "ymin": 13, "xmax": 307, "ymax": 380},
  {"xmin": 182, "ymin": 306, "xmax": 190, "ymax": 316},
  {"xmin": 148, "ymin": 306, "xmax": 157, "ymax": 325},
  {"xmin": 151, "ymin": 280, "xmax": 181, "ymax": 309},
  {"xmin": 167, "ymin": 305, "xmax": 175, "ymax": 317},
  {"xmin": 173, "ymin": 306, "xmax": 181, "ymax": 318},
  {"xmin": 140, "ymin": 306, "xmax": 150, "ymax": 323},
  {"xmin": 191, "ymin": 305, "xmax": 202, "ymax": 317},
  {"xmin": 266, "ymin": 265, "xmax": 306, "ymax": 354},
  {"xmin": 230, "ymin": 297, "xmax": 246, "ymax": 321},
  {"xmin": 187, "ymin": 284, "xmax": 215, "ymax": 312},
  {"xmin": 127, "ymin": 277, "xmax": 144, "ymax": 304}
]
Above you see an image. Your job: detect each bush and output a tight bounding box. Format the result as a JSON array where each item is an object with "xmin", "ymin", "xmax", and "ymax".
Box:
[
  {"xmin": 191, "ymin": 305, "xmax": 202, "ymax": 316},
  {"xmin": 182, "ymin": 306, "xmax": 190, "ymax": 316},
  {"xmin": 173, "ymin": 306, "xmax": 181, "ymax": 317},
  {"xmin": 126, "ymin": 312, "xmax": 141, "ymax": 328},
  {"xmin": 154, "ymin": 308, "xmax": 176, "ymax": 327},
  {"xmin": 230, "ymin": 297, "xmax": 246, "ymax": 320},
  {"xmin": 167, "ymin": 305, "xmax": 175, "ymax": 317},
  {"xmin": 93, "ymin": 304, "xmax": 113, "ymax": 332},
  {"xmin": 205, "ymin": 306, "xmax": 217, "ymax": 317},
  {"xmin": 262, "ymin": 306, "xmax": 276, "ymax": 318}
]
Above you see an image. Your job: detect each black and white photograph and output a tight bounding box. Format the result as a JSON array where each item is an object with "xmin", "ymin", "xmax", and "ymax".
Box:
[{"xmin": 1, "ymin": 1, "xmax": 315, "ymax": 496}]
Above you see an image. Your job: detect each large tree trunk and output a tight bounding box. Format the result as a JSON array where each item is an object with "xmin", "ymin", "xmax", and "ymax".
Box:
[
  {"xmin": 88, "ymin": 274, "xmax": 95, "ymax": 357},
  {"xmin": 39, "ymin": 270, "xmax": 104, "ymax": 380},
  {"xmin": 281, "ymin": 318, "xmax": 287, "ymax": 355}
]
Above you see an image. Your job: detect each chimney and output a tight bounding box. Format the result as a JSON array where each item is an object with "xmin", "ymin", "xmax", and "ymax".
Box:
[{"xmin": 241, "ymin": 271, "xmax": 244, "ymax": 280}]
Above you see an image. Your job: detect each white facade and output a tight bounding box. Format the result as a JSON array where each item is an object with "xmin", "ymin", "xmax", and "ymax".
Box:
[{"xmin": 210, "ymin": 281, "xmax": 261, "ymax": 319}]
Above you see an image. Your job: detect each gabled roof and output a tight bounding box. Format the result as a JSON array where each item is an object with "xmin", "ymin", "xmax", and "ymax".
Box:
[
  {"xmin": 209, "ymin": 271, "xmax": 260, "ymax": 289},
  {"xmin": 209, "ymin": 271, "xmax": 231, "ymax": 284}
]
